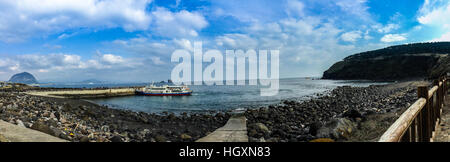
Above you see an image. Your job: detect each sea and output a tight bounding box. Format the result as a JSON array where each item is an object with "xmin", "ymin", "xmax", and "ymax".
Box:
[{"xmin": 39, "ymin": 78, "xmax": 390, "ymax": 114}]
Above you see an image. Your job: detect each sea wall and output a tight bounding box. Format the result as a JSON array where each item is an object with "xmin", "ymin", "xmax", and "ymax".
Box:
[{"xmin": 26, "ymin": 88, "xmax": 137, "ymax": 99}]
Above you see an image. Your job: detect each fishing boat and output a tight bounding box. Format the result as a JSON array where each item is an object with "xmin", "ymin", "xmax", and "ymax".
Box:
[{"xmin": 135, "ymin": 84, "xmax": 193, "ymax": 96}]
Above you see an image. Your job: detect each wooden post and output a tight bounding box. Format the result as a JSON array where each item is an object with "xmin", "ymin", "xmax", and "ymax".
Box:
[
  {"xmin": 417, "ymin": 112, "xmax": 423, "ymax": 141},
  {"xmin": 417, "ymin": 86, "xmax": 429, "ymax": 142},
  {"xmin": 411, "ymin": 119, "xmax": 416, "ymax": 142},
  {"xmin": 434, "ymin": 80, "xmax": 439, "ymax": 127}
]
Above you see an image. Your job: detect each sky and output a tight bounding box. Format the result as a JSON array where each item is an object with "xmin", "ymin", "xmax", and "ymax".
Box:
[{"xmin": 0, "ymin": 0, "xmax": 449, "ymax": 82}]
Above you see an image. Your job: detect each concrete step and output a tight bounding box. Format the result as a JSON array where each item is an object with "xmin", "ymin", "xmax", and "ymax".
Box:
[
  {"xmin": 196, "ymin": 116, "xmax": 248, "ymax": 142},
  {"xmin": 0, "ymin": 120, "xmax": 67, "ymax": 142}
]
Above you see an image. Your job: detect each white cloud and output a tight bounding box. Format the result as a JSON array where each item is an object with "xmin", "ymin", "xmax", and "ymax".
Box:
[
  {"xmin": 418, "ymin": 0, "xmax": 450, "ymax": 42},
  {"xmin": 418, "ymin": 0, "xmax": 450, "ymax": 27},
  {"xmin": 101, "ymin": 54, "xmax": 124, "ymax": 64},
  {"xmin": 58, "ymin": 33, "xmax": 78, "ymax": 40},
  {"xmin": 211, "ymin": 15, "xmax": 362, "ymax": 77},
  {"xmin": 431, "ymin": 32, "xmax": 450, "ymax": 42},
  {"xmin": 363, "ymin": 30, "xmax": 373, "ymax": 40},
  {"xmin": 0, "ymin": 0, "xmax": 152, "ymax": 42},
  {"xmin": 43, "ymin": 44, "xmax": 62, "ymax": 49},
  {"xmin": 63, "ymin": 55, "xmax": 81, "ymax": 65},
  {"xmin": 215, "ymin": 33, "xmax": 258, "ymax": 49},
  {"xmin": 1, "ymin": 53, "xmax": 136, "ymax": 73},
  {"xmin": 112, "ymin": 37, "xmax": 175, "ymax": 56},
  {"xmin": 173, "ymin": 39, "xmax": 194, "ymax": 52},
  {"xmin": 151, "ymin": 7, "xmax": 208, "ymax": 38},
  {"xmin": 0, "ymin": 52, "xmax": 170, "ymax": 81},
  {"xmin": 150, "ymin": 57, "xmax": 165, "ymax": 65},
  {"xmin": 335, "ymin": 0, "xmax": 373, "ymax": 23},
  {"xmin": 376, "ymin": 23, "xmax": 400, "ymax": 33},
  {"xmin": 380, "ymin": 34, "xmax": 407, "ymax": 43},
  {"xmin": 285, "ymin": 0, "xmax": 305, "ymax": 18},
  {"xmin": 341, "ymin": 31, "xmax": 362, "ymax": 42}
]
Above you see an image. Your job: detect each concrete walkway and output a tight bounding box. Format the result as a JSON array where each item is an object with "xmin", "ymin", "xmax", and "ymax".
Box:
[
  {"xmin": 196, "ymin": 115, "xmax": 248, "ymax": 142},
  {"xmin": 0, "ymin": 120, "xmax": 67, "ymax": 142},
  {"xmin": 434, "ymin": 94, "xmax": 450, "ymax": 142}
]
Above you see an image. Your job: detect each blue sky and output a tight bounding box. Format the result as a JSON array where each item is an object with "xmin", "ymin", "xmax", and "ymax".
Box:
[{"xmin": 0, "ymin": 0, "xmax": 449, "ymax": 82}]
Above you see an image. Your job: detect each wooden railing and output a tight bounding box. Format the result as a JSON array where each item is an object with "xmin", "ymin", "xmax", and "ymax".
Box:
[{"xmin": 379, "ymin": 76, "xmax": 448, "ymax": 142}]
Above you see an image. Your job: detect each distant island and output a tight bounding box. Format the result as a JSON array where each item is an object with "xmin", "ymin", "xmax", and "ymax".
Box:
[
  {"xmin": 9, "ymin": 72, "xmax": 38, "ymax": 84},
  {"xmin": 323, "ymin": 42, "xmax": 450, "ymax": 81},
  {"xmin": 79, "ymin": 79, "xmax": 104, "ymax": 84}
]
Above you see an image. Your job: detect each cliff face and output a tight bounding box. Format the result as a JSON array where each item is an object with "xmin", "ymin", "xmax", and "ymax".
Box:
[
  {"xmin": 9, "ymin": 72, "xmax": 38, "ymax": 84},
  {"xmin": 323, "ymin": 42, "xmax": 450, "ymax": 81}
]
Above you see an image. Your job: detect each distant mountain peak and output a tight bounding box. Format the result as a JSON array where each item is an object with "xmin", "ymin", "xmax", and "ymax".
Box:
[{"xmin": 9, "ymin": 72, "xmax": 38, "ymax": 84}]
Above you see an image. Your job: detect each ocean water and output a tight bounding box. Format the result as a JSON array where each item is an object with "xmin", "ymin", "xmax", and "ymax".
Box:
[{"xmin": 42, "ymin": 78, "xmax": 389, "ymax": 114}]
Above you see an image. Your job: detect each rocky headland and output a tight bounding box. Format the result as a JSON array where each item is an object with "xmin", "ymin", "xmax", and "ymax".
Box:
[{"xmin": 323, "ymin": 42, "xmax": 450, "ymax": 81}]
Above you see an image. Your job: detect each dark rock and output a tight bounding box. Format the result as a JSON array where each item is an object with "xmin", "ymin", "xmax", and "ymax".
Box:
[
  {"xmin": 307, "ymin": 122, "xmax": 322, "ymax": 135},
  {"xmin": 31, "ymin": 122, "xmax": 54, "ymax": 136},
  {"xmin": 254, "ymin": 123, "xmax": 270, "ymax": 135},
  {"xmin": 342, "ymin": 109, "xmax": 363, "ymax": 120},
  {"xmin": 316, "ymin": 118, "xmax": 356, "ymax": 140},
  {"xmin": 110, "ymin": 135, "xmax": 123, "ymax": 142},
  {"xmin": 248, "ymin": 129, "xmax": 258, "ymax": 137},
  {"xmin": 155, "ymin": 135, "xmax": 166, "ymax": 142},
  {"xmin": 79, "ymin": 136, "xmax": 90, "ymax": 142}
]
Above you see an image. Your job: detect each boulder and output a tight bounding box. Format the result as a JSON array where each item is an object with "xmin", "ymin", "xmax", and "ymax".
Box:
[
  {"xmin": 79, "ymin": 136, "xmax": 90, "ymax": 142},
  {"xmin": 30, "ymin": 121, "xmax": 55, "ymax": 136},
  {"xmin": 155, "ymin": 135, "xmax": 166, "ymax": 142},
  {"xmin": 180, "ymin": 134, "xmax": 192, "ymax": 140},
  {"xmin": 255, "ymin": 123, "xmax": 270, "ymax": 135},
  {"xmin": 110, "ymin": 135, "xmax": 123, "ymax": 142},
  {"xmin": 15, "ymin": 119, "xmax": 26, "ymax": 128},
  {"xmin": 316, "ymin": 118, "xmax": 356, "ymax": 140}
]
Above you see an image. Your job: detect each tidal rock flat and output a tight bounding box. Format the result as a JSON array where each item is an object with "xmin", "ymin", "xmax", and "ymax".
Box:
[
  {"xmin": 0, "ymin": 92, "xmax": 230, "ymax": 142},
  {"xmin": 245, "ymin": 81, "xmax": 428, "ymax": 142}
]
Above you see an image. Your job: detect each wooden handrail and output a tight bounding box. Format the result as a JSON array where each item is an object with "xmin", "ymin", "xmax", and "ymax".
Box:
[
  {"xmin": 378, "ymin": 98, "xmax": 426, "ymax": 142},
  {"xmin": 428, "ymin": 86, "xmax": 438, "ymax": 99},
  {"xmin": 379, "ymin": 77, "xmax": 448, "ymax": 142}
]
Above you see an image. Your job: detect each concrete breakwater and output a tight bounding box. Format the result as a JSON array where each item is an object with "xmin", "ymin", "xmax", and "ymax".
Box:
[{"xmin": 25, "ymin": 88, "xmax": 138, "ymax": 99}]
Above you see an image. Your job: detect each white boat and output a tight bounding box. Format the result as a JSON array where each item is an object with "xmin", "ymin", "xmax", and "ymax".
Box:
[{"xmin": 135, "ymin": 84, "xmax": 193, "ymax": 96}]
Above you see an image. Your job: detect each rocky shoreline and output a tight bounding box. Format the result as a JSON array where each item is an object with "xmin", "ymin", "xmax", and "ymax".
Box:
[
  {"xmin": 0, "ymin": 92, "xmax": 230, "ymax": 142},
  {"xmin": 245, "ymin": 81, "xmax": 428, "ymax": 142},
  {"xmin": 1, "ymin": 81, "xmax": 429, "ymax": 142}
]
